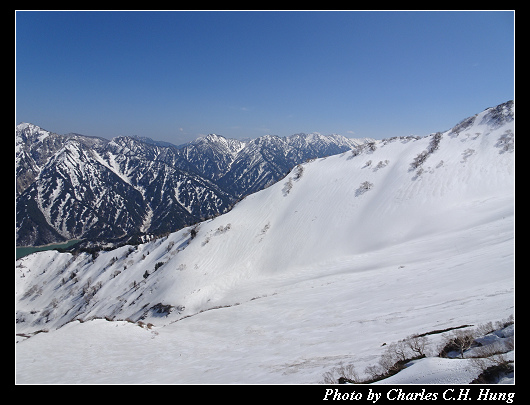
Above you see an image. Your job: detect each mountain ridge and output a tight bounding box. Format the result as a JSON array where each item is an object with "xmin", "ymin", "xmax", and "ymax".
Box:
[{"xmin": 16, "ymin": 124, "xmax": 373, "ymax": 246}]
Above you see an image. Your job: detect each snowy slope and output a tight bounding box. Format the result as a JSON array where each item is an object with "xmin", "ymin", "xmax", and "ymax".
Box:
[{"xmin": 15, "ymin": 101, "xmax": 514, "ymax": 383}]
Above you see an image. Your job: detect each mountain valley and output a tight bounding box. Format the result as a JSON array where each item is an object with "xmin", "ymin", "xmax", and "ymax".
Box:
[{"xmin": 15, "ymin": 101, "xmax": 514, "ymax": 384}]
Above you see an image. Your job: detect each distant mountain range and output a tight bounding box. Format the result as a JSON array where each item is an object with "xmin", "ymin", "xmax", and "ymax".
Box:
[{"xmin": 16, "ymin": 126, "xmax": 372, "ymax": 246}]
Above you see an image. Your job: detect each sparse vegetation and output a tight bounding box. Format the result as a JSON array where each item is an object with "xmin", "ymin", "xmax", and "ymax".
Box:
[
  {"xmin": 322, "ymin": 316, "xmax": 514, "ymax": 384},
  {"xmin": 322, "ymin": 334, "xmax": 430, "ymax": 384},
  {"xmin": 215, "ymin": 223, "xmax": 231, "ymax": 234},
  {"xmin": 355, "ymin": 181, "xmax": 374, "ymax": 196},
  {"xmin": 411, "ymin": 150, "xmax": 429, "ymax": 170},
  {"xmin": 322, "ymin": 362, "xmax": 360, "ymax": 384},
  {"xmin": 496, "ymin": 129, "xmax": 514, "ymax": 153},
  {"xmin": 461, "ymin": 148, "xmax": 475, "ymax": 162},
  {"xmin": 283, "ymin": 177, "xmax": 293, "ymax": 196},
  {"xmin": 471, "ymin": 362, "xmax": 514, "ymax": 384},
  {"xmin": 366, "ymin": 141, "xmax": 377, "ymax": 152},
  {"xmin": 189, "ymin": 225, "xmax": 199, "ymax": 240},
  {"xmin": 348, "ymin": 141, "xmax": 378, "ymax": 160},
  {"xmin": 150, "ymin": 303, "xmax": 174, "ymax": 316},
  {"xmin": 406, "ymin": 334, "xmax": 428, "ymax": 357},
  {"xmin": 439, "ymin": 329, "xmax": 476, "ymax": 359},
  {"xmin": 427, "ymin": 132, "xmax": 442, "ymax": 154},
  {"xmin": 374, "ymin": 160, "xmax": 389, "ymax": 170},
  {"xmin": 261, "ymin": 222, "xmax": 271, "ymax": 235},
  {"xmin": 410, "ymin": 132, "xmax": 443, "ymax": 171},
  {"xmin": 293, "ymin": 164, "xmax": 304, "ymax": 180}
]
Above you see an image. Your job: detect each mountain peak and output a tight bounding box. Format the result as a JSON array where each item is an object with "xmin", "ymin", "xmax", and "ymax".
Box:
[
  {"xmin": 193, "ymin": 133, "xmax": 226, "ymax": 144},
  {"xmin": 480, "ymin": 99, "xmax": 514, "ymax": 128},
  {"xmin": 16, "ymin": 122, "xmax": 52, "ymax": 144}
]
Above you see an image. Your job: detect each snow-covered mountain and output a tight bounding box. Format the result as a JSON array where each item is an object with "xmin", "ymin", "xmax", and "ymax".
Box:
[
  {"xmin": 16, "ymin": 126, "xmax": 370, "ymax": 246},
  {"xmin": 16, "ymin": 128, "xmax": 233, "ymax": 246},
  {"xmin": 179, "ymin": 133, "xmax": 247, "ymax": 181},
  {"xmin": 16, "ymin": 101, "xmax": 514, "ymax": 383},
  {"xmin": 216, "ymin": 133, "xmax": 371, "ymax": 196}
]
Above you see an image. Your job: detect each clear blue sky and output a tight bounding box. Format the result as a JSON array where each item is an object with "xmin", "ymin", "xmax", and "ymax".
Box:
[{"xmin": 16, "ymin": 11, "xmax": 514, "ymax": 144}]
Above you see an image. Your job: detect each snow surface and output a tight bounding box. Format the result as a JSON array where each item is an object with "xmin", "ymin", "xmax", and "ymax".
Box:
[
  {"xmin": 374, "ymin": 357, "xmax": 481, "ymax": 384},
  {"xmin": 15, "ymin": 104, "xmax": 514, "ymax": 384}
]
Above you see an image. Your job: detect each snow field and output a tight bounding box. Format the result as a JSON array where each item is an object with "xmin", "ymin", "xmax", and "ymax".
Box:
[{"xmin": 16, "ymin": 105, "xmax": 514, "ymax": 383}]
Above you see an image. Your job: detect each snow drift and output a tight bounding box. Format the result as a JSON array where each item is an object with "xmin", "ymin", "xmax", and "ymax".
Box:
[{"xmin": 16, "ymin": 101, "xmax": 514, "ymax": 383}]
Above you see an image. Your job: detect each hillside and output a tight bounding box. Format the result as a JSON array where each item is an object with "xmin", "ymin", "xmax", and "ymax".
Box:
[{"xmin": 15, "ymin": 101, "xmax": 514, "ymax": 383}]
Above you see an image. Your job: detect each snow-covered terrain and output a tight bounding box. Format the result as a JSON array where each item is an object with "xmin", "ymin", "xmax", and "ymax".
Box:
[{"xmin": 15, "ymin": 101, "xmax": 514, "ymax": 384}]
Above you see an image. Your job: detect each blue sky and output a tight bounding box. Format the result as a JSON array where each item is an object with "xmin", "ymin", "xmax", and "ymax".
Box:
[{"xmin": 16, "ymin": 11, "xmax": 514, "ymax": 144}]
